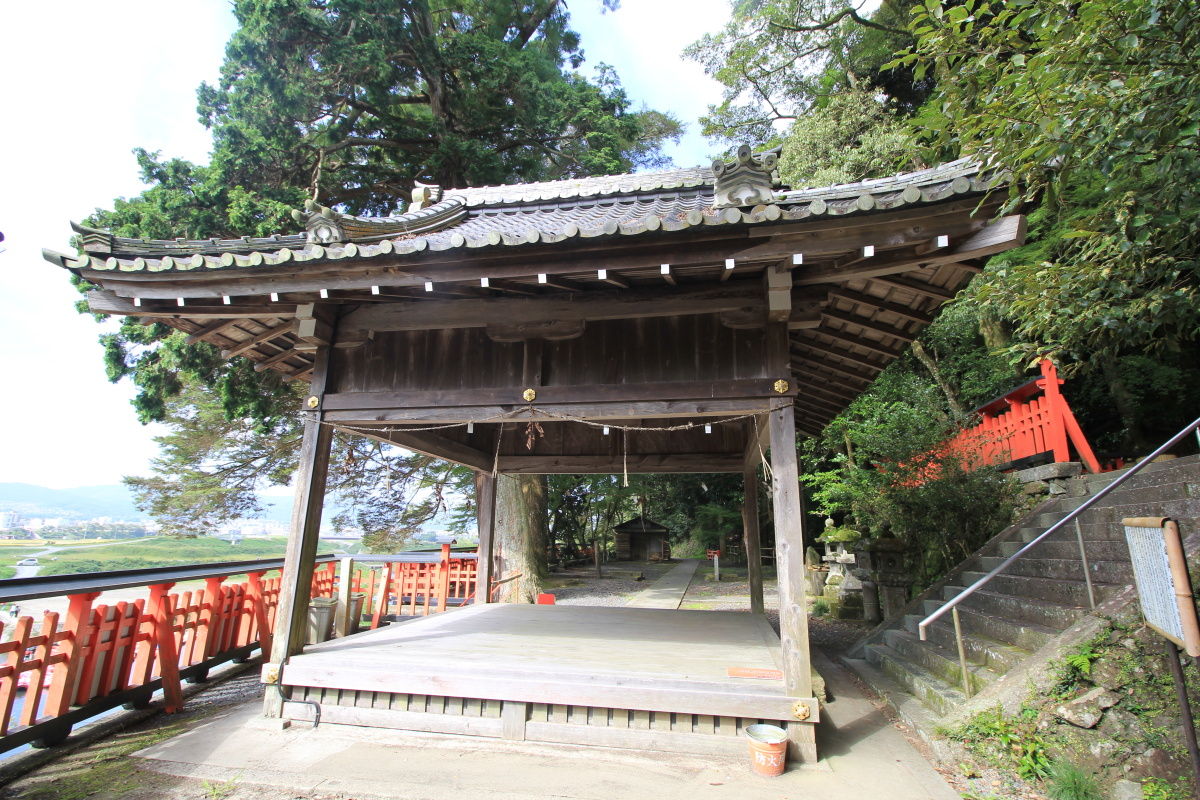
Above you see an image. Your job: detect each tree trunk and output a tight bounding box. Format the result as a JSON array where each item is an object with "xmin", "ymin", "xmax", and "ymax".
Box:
[
  {"xmin": 493, "ymin": 473, "xmax": 548, "ymax": 603},
  {"xmin": 911, "ymin": 339, "xmax": 966, "ymax": 417},
  {"xmin": 978, "ymin": 310, "xmax": 1012, "ymax": 351}
]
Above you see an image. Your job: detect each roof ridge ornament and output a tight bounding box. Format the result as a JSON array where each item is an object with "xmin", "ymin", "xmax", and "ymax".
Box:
[
  {"xmin": 712, "ymin": 144, "xmax": 780, "ymax": 208},
  {"xmin": 291, "ymin": 199, "xmax": 346, "ymax": 244},
  {"xmin": 410, "ymin": 182, "xmax": 444, "ymax": 211}
]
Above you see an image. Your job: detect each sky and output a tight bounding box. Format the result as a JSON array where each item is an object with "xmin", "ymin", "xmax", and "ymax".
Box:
[{"xmin": 0, "ymin": 1, "xmax": 732, "ymax": 490}]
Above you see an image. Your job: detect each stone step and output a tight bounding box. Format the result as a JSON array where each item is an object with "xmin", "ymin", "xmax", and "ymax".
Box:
[
  {"xmin": 864, "ymin": 643, "xmax": 968, "ymax": 718},
  {"xmin": 915, "ymin": 601, "xmax": 1056, "ymax": 652},
  {"xmin": 912, "ymin": 615, "xmax": 1032, "ymax": 674},
  {"xmin": 999, "ymin": 538, "xmax": 1130, "ymax": 562},
  {"xmin": 1078, "ymin": 457, "xmax": 1200, "ymax": 493},
  {"xmin": 958, "ymin": 570, "xmax": 1121, "ymax": 607},
  {"xmin": 883, "ymin": 628, "xmax": 998, "ymax": 694},
  {"xmin": 1003, "ymin": 555, "xmax": 1132, "ymax": 584},
  {"xmin": 942, "ymin": 586, "xmax": 1086, "ymax": 630}
]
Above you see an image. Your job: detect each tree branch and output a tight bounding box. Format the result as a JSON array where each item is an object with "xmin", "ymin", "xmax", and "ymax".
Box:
[{"xmin": 770, "ymin": 8, "xmax": 911, "ymax": 39}]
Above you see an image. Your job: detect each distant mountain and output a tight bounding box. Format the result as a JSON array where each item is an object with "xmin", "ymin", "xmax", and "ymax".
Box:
[{"xmin": 0, "ymin": 483, "xmax": 143, "ymax": 521}]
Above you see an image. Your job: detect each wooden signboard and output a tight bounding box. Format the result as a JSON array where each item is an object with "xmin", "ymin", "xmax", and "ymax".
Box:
[{"xmin": 1123, "ymin": 517, "xmax": 1200, "ymax": 657}]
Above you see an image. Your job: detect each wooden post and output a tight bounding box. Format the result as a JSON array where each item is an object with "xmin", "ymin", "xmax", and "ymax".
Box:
[
  {"xmin": 334, "ymin": 556, "xmax": 355, "ymax": 637},
  {"xmin": 147, "ymin": 583, "xmax": 184, "ymax": 713},
  {"xmin": 765, "ymin": 321, "xmax": 817, "ymax": 763},
  {"xmin": 437, "ymin": 544, "xmax": 452, "ymax": 613},
  {"xmin": 475, "ymin": 471, "xmax": 497, "ymax": 604},
  {"xmin": 264, "ymin": 344, "xmax": 335, "ymax": 717},
  {"xmin": 742, "ymin": 463, "xmax": 765, "ymax": 615},
  {"xmin": 246, "ymin": 571, "xmax": 272, "ymax": 655},
  {"xmin": 194, "ymin": 576, "xmax": 226, "ymax": 661},
  {"xmin": 45, "ymin": 591, "xmax": 99, "ymax": 718}
]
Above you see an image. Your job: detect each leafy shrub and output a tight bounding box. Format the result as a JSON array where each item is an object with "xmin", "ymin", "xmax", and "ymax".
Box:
[{"xmin": 812, "ymin": 599, "xmax": 831, "ymax": 617}]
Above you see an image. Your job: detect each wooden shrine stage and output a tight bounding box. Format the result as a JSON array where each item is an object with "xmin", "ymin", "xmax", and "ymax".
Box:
[{"xmin": 278, "ymin": 604, "xmax": 818, "ymax": 757}]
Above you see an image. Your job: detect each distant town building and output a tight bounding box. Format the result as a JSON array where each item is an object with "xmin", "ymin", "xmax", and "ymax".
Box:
[{"xmin": 0, "ymin": 511, "xmax": 21, "ymax": 530}]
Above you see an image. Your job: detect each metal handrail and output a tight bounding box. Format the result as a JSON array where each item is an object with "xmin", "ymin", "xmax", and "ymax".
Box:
[{"xmin": 919, "ymin": 414, "xmax": 1200, "ymax": 652}]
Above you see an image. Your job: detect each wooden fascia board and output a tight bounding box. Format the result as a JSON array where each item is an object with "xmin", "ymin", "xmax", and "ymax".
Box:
[
  {"xmin": 321, "ymin": 378, "xmax": 797, "ymax": 413},
  {"xmin": 791, "ymin": 215, "xmax": 1025, "ymax": 287},
  {"xmin": 324, "ymin": 397, "xmax": 781, "ymax": 424},
  {"xmin": 337, "ymin": 284, "xmax": 788, "ymax": 335},
  {"xmin": 88, "ymin": 290, "xmax": 297, "ymax": 319},
  {"xmin": 77, "ymin": 203, "xmax": 1010, "ymax": 300},
  {"xmin": 497, "ymin": 454, "xmax": 745, "ymax": 474}
]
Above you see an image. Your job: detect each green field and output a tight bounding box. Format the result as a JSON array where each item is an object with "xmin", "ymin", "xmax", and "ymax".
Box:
[{"xmin": 6, "ymin": 537, "xmax": 352, "ymax": 578}]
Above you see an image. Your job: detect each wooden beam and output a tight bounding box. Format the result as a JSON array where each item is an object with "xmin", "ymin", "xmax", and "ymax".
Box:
[
  {"xmin": 821, "ymin": 309, "xmax": 917, "ymax": 342},
  {"xmin": 540, "ymin": 275, "xmax": 589, "ymax": 292},
  {"xmin": 807, "ymin": 327, "xmax": 905, "ymax": 359},
  {"xmin": 264, "ymin": 345, "xmax": 334, "ymax": 717},
  {"xmin": 793, "ymin": 342, "xmax": 886, "ymax": 373},
  {"xmin": 322, "ymin": 379, "xmax": 795, "ymax": 413},
  {"xmin": 827, "ymin": 289, "xmax": 934, "ymax": 325},
  {"xmin": 791, "ymin": 355, "xmax": 875, "ymax": 385},
  {"xmin": 764, "ymin": 263, "xmax": 792, "ymax": 322},
  {"xmin": 766, "ymin": 321, "xmax": 817, "ymax": 763},
  {"xmin": 474, "ymin": 471, "xmax": 497, "ymax": 605},
  {"xmin": 484, "ymin": 279, "xmax": 540, "ymax": 297},
  {"xmin": 348, "ymin": 428, "xmax": 494, "ymax": 473},
  {"xmin": 790, "ymin": 215, "xmax": 1025, "ymax": 286},
  {"xmin": 600, "ymin": 272, "xmax": 631, "ymax": 289},
  {"xmin": 800, "ymin": 381, "xmax": 859, "ymax": 405},
  {"xmin": 497, "ymin": 454, "xmax": 745, "ymax": 474},
  {"xmin": 326, "ymin": 398, "xmax": 773, "ymax": 424},
  {"xmin": 793, "ymin": 394, "xmax": 844, "ymax": 416},
  {"xmin": 89, "ymin": 290, "xmax": 297, "ymax": 319},
  {"xmin": 222, "ymin": 320, "xmax": 297, "ymax": 359},
  {"xmin": 185, "ymin": 319, "xmax": 241, "ymax": 345},
  {"xmin": 870, "ymin": 274, "xmax": 959, "ymax": 302},
  {"xmin": 339, "ymin": 284, "xmax": 768, "ymax": 336},
  {"xmin": 253, "ymin": 346, "xmax": 301, "ymax": 372}
]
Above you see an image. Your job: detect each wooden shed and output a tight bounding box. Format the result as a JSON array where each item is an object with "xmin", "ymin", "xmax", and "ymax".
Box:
[
  {"xmin": 613, "ymin": 516, "xmax": 671, "ymax": 561},
  {"xmin": 44, "ymin": 146, "xmax": 1024, "ymax": 763}
]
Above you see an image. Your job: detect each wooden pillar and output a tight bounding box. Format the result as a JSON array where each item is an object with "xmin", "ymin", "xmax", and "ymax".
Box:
[
  {"xmin": 474, "ymin": 471, "xmax": 497, "ymax": 604},
  {"xmin": 264, "ymin": 345, "xmax": 334, "ymax": 717},
  {"xmin": 765, "ymin": 322, "xmax": 817, "ymax": 763},
  {"xmin": 742, "ymin": 462, "xmax": 765, "ymax": 615}
]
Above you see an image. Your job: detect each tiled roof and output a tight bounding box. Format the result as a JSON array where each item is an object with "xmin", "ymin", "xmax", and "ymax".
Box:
[{"xmin": 47, "ymin": 158, "xmax": 998, "ymax": 275}]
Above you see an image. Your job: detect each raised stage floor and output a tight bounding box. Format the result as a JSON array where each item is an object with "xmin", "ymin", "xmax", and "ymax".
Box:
[{"xmin": 279, "ymin": 604, "xmax": 816, "ymax": 757}]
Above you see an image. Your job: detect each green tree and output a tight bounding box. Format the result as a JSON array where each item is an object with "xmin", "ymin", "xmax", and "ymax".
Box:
[
  {"xmin": 898, "ymin": 0, "xmax": 1200, "ymax": 369},
  {"xmin": 777, "ymin": 85, "xmax": 922, "ymax": 186},
  {"xmin": 686, "ymin": 0, "xmax": 923, "ymax": 144},
  {"xmin": 83, "ymin": 1, "xmax": 681, "ymax": 545}
]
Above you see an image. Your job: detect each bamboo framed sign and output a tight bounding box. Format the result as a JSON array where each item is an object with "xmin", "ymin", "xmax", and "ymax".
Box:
[{"xmin": 1122, "ymin": 517, "xmax": 1200, "ymax": 657}]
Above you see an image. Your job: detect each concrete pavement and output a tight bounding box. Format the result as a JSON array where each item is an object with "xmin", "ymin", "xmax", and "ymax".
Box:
[
  {"xmin": 131, "ymin": 651, "xmax": 958, "ymax": 800},
  {"xmin": 623, "ymin": 558, "xmax": 700, "ymax": 609}
]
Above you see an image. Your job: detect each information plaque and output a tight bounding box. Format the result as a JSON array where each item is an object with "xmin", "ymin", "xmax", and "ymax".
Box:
[{"xmin": 1123, "ymin": 517, "xmax": 1200, "ymax": 657}]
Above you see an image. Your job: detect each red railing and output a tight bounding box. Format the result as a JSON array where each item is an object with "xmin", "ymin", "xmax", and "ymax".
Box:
[
  {"xmin": 0, "ymin": 546, "xmax": 479, "ymax": 754},
  {"xmin": 945, "ymin": 360, "xmax": 1102, "ymax": 474}
]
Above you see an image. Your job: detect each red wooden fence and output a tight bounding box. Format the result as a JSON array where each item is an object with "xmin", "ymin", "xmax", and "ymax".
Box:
[
  {"xmin": 0, "ymin": 546, "xmax": 478, "ymax": 753},
  {"xmin": 945, "ymin": 360, "xmax": 1101, "ymax": 474}
]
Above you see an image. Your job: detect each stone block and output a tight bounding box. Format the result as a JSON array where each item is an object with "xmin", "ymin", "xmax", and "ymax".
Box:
[
  {"xmin": 1053, "ymin": 687, "xmax": 1121, "ymax": 728},
  {"xmin": 1110, "ymin": 779, "xmax": 1143, "ymax": 800},
  {"xmin": 1016, "ymin": 462, "xmax": 1083, "ymax": 483}
]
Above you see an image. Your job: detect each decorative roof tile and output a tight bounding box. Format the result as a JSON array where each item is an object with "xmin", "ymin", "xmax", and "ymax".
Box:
[{"xmin": 47, "ymin": 154, "xmax": 998, "ymax": 275}]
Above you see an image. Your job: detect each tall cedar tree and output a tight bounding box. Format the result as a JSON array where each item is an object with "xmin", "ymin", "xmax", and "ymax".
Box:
[{"xmin": 82, "ymin": 1, "xmax": 681, "ymax": 556}]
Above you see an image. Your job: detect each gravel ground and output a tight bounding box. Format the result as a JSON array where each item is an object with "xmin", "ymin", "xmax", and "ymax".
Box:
[{"xmin": 544, "ymin": 562, "xmax": 674, "ymax": 606}]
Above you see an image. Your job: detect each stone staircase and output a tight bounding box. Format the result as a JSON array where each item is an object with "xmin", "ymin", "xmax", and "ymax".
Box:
[{"xmin": 845, "ymin": 454, "xmax": 1200, "ymax": 727}]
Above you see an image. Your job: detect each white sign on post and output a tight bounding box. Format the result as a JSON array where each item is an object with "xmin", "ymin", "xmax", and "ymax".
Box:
[{"xmin": 1123, "ymin": 517, "xmax": 1200, "ymax": 657}]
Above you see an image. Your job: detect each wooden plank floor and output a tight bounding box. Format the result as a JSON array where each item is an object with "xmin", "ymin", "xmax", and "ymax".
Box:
[{"xmin": 282, "ymin": 604, "xmax": 795, "ymax": 719}]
